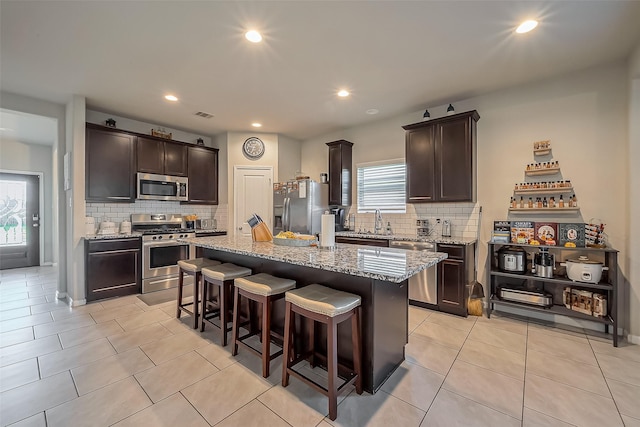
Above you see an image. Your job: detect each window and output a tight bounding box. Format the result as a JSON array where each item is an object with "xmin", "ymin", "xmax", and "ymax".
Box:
[{"xmin": 357, "ymin": 160, "xmax": 406, "ymax": 213}]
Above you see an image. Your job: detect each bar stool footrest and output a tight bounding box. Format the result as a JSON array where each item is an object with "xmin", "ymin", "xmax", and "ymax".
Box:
[{"xmin": 286, "ymin": 366, "xmax": 358, "ymax": 397}]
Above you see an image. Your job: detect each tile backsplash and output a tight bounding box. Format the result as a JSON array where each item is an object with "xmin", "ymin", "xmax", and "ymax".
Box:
[
  {"xmin": 346, "ymin": 202, "xmax": 481, "ymax": 240},
  {"xmin": 86, "ymin": 201, "xmax": 228, "ymax": 230}
]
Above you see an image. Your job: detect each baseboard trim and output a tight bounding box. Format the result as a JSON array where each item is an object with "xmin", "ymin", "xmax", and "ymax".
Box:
[
  {"xmin": 55, "ymin": 291, "xmax": 67, "ymax": 299},
  {"xmin": 68, "ymin": 297, "xmax": 86, "ymax": 307},
  {"xmin": 627, "ymin": 334, "xmax": 640, "ymax": 345}
]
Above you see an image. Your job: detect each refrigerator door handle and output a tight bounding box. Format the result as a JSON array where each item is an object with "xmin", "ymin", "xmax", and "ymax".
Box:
[{"xmin": 283, "ymin": 197, "xmax": 290, "ymax": 231}]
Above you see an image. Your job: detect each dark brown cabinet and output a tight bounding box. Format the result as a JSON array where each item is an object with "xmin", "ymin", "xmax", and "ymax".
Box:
[
  {"xmin": 437, "ymin": 243, "xmax": 475, "ymax": 317},
  {"xmin": 403, "ymin": 110, "xmax": 479, "ymax": 203},
  {"xmin": 335, "ymin": 236, "xmax": 389, "ymax": 247},
  {"xmin": 86, "ymin": 124, "xmax": 136, "ymax": 203},
  {"xmin": 185, "ymin": 146, "xmax": 219, "ymax": 204},
  {"xmin": 85, "ymin": 238, "xmax": 141, "ymax": 302},
  {"xmin": 326, "ymin": 140, "xmax": 353, "ymax": 206},
  {"xmin": 137, "ymin": 137, "xmax": 187, "ymax": 176}
]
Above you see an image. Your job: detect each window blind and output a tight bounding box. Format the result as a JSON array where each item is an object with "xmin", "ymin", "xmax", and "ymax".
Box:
[{"xmin": 357, "ymin": 161, "xmax": 406, "ymax": 213}]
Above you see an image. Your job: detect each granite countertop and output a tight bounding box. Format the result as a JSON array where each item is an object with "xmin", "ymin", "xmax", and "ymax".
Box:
[
  {"xmin": 335, "ymin": 231, "xmax": 476, "ymax": 246},
  {"xmin": 84, "ymin": 232, "xmax": 143, "ymax": 240},
  {"xmin": 181, "ymin": 235, "xmax": 448, "ymax": 283}
]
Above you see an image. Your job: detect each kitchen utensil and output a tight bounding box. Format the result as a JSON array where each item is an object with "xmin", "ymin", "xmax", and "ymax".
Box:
[
  {"xmin": 85, "ymin": 217, "xmax": 96, "ymax": 235},
  {"xmin": 497, "ymin": 246, "xmax": 527, "ymax": 274},
  {"xmin": 533, "ymin": 247, "xmax": 555, "ymax": 278},
  {"xmin": 98, "ymin": 221, "xmax": 117, "ymax": 235},
  {"xmin": 468, "ymin": 206, "xmax": 483, "ymax": 316},
  {"xmin": 201, "ymin": 218, "xmax": 216, "ymax": 230},
  {"xmin": 442, "ymin": 220, "xmax": 451, "ymax": 237},
  {"xmin": 561, "ymin": 256, "xmax": 608, "ymax": 284},
  {"xmin": 499, "ymin": 287, "xmax": 553, "ymax": 307},
  {"xmin": 119, "ymin": 220, "xmax": 131, "ymax": 234}
]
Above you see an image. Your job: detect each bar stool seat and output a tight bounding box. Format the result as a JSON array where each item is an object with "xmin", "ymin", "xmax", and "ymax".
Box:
[
  {"xmin": 231, "ymin": 273, "xmax": 296, "ymax": 378},
  {"xmin": 176, "ymin": 258, "xmax": 220, "ymax": 329},
  {"xmin": 201, "ymin": 263, "xmax": 252, "ymax": 346},
  {"xmin": 282, "ymin": 284, "xmax": 362, "ymax": 421}
]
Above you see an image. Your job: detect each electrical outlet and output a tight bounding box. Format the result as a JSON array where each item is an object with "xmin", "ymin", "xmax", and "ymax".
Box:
[{"xmin": 436, "ymin": 218, "xmax": 441, "ymax": 224}]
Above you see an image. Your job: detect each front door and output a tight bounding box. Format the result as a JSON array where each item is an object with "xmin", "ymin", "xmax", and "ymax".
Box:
[
  {"xmin": 0, "ymin": 172, "xmax": 40, "ymax": 269},
  {"xmin": 234, "ymin": 166, "xmax": 273, "ymax": 237}
]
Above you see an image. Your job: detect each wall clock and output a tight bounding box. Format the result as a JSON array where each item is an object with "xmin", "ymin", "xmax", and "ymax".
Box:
[{"xmin": 242, "ymin": 137, "xmax": 265, "ymax": 160}]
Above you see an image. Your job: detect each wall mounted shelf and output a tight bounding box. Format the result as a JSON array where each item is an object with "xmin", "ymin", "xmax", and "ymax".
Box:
[
  {"xmin": 525, "ymin": 167, "xmax": 561, "ymax": 176},
  {"xmin": 508, "ymin": 207, "xmax": 580, "ymax": 213},
  {"xmin": 514, "ymin": 187, "xmax": 574, "ymax": 195},
  {"xmin": 533, "ymin": 148, "xmax": 551, "ymax": 156}
]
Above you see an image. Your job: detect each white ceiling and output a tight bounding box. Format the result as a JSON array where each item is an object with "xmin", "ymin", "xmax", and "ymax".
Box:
[
  {"xmin": 1, "ymin": 1, "xmax": 639, "ymax": 144},
  {"xmin": 0, "ymin": 109, "xmax": 57, "ymax": 146}
]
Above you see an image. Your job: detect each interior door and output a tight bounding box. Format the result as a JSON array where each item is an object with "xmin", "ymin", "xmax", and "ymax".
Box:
[
  {"xmin": 234, "ymin": 166, "xmax": 273, "ymax": 237},
  {"xmin": 0, "ymin": 172, "xmax": 40, "ymax": 269}
]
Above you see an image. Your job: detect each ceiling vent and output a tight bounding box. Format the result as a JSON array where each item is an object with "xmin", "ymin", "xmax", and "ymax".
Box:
[{"xmin": 195, "ymin": 111, "xmax": 214, "ymax": 119}]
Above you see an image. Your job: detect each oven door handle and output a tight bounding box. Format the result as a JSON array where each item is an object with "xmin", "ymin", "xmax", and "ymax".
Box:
[{"xmin": 143, "ymin": 240, "xmax": 183, "ymax": 249}]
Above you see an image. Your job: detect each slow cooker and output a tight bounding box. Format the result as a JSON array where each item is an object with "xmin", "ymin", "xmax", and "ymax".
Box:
[{"xmin": 497, "ymin": 246, "xmax": 527, "ymax": 274}]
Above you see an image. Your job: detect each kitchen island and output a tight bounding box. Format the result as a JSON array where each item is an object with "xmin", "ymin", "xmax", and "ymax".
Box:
[{"xmin": 181, "ymin": 234, "xmax": 447, "ymax": 393}]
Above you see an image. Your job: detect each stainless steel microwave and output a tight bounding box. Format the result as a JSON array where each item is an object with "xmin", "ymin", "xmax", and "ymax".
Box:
[{"xmin": 137, "ymin": 173, "xmax": 188, "ymax": 201}]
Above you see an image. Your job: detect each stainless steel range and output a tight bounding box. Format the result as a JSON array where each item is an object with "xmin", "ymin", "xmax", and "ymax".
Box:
[{"xmin": 131, "ymin": 214, "xmax": 195, "ymax": 293}]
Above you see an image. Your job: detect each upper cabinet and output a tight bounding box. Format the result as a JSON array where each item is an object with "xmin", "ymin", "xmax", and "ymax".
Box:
[
  {"xmin": 403, "ymin": 110, "xmax": 479, "ymax": 203},
  {"xmin": 86, "ymin": 124, "xmax": 137, "ymax": 203},
  {"xmin": 326, "ymin": 139, "xmax": 353, "ymax": 206},
  {"xmin": 86, "ymin": 123, "xmax": 218, "ymax": 204},
  {"xmin": 137, "ymin": 137, "xmax": 187, "ymax": 176},
  {"xmin": 185, "ymin": 145, "xmax": 219, "ymax": 205}
]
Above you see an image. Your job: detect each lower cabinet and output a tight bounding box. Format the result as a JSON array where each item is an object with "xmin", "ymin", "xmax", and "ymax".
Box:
[
  {"xmin": 85, "ymin": 238, "xmax": 141, "ymax": 302},
  {"xmin": 436, "ymin": 243, "xmax": 474, "ymax": 317},
  {"xmin": 194, "ymin": 231, "xmax": 227, "ymax": 257}
]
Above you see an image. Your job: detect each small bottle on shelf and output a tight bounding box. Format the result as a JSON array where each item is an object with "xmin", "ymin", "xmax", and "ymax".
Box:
[
  {"xmin": 519, "ymin": 196, "xmax": 524, "ymax": 208},
  {"xmin": 571, "ymin": 194, "xmax": 578, "ymax": 207},
  {"xmin": 559, "ymin": 195, "xmax": 565, "ymax": 208},
  {"xmin": 549, "ymin": 197, "xmax": 556, "ymax": 208},
  {"xmin": 543, "ymin": 197, "xmax": 548, "ymax": 208},
  {"xmin": 528, "ymin": 197, "xmax": 533, "ymax": 208}
]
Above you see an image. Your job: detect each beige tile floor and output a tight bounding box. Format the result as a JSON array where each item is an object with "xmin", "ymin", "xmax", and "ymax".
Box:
[{"xmin": 1, "ymin": 266, "xmax": 639, "ymax": 427}]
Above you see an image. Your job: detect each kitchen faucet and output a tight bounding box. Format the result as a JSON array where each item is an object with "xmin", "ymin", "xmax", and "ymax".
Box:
[{"xmin": 374, "ymin": 209, "xmax": 383, "ymax": 235}]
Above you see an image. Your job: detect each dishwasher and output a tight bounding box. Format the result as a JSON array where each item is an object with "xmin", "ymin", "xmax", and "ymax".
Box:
[{"xmin": 389, "ymin": 240, "xmax": 438, "ymax": 307}]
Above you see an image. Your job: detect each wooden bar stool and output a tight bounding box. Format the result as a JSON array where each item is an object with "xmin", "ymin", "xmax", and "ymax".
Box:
[
  {"xmin": 231, "ymin": 273, "xmax": 296, "ymax": 378},
  {"xmin": 176, "ymin": 258, "xmax": 220, "ymax": 329},
  {"xmin": 200, "ymin": 263, "xmax": 252, "ymax": 346},
  {"xmin": 282, "ymin": 284, "xmax": 362, "ymax": 421}
]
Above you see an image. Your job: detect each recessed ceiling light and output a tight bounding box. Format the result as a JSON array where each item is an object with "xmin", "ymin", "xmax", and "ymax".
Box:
[
  {"xmin": 245, "ymin": 30, "xmax": 262, "ymax": 43},
  {"xmin": 337, "ymin": 89, "xmax": 350, "ymax": 98},
  {"xmin": 366, "ymin": 109, "xmax": 379, "ymax": 115},
  {"xmin": 516, "ymin": 20, "xmax": 538, "ymax": 34},
  {"xmin": 251, "ymin": 122, "xmax": 262, "ymax": 128},
  {"xmin": 164, "ymin": 95, "xmax": 178, "ymax": 102}
]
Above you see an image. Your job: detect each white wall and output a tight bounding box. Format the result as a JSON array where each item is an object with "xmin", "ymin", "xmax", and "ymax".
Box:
[
  {"xmin": 224, "ymin": 132, "xmax": 279, "ymax": 233},
  {"xmin": 0, "ymin": 139, "xmax": 55, "ymax": 264},
  {"xmin": 277, "ymin": 135, "xmax": 302, "ymax": 182},
  {"xmin": 0, "ymin": 92, "xmax": 66, "ymax": 297},
  {"xmin": 627, "ymin": 42, "xmax": 640, "ymax": 342},
  {"xmin": 66, "ymin": 96, "xmax": 86, "ymax": 304},
  {"xmin": 86, "ymin": 110, "xmax": 212, "ymax": 146},
  {"xmin": 302, "ymin": 61, "xmax": 633, "ymax": 338}
]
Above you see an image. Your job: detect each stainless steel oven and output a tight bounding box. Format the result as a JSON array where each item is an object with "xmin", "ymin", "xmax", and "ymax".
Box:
[
  {"xmin": 132, "ymin": 214, "xmax": 195, "ymax": 293},
  {"xmin": 142, "ymin": 234, "xmax": 195, "ymax": 293}
]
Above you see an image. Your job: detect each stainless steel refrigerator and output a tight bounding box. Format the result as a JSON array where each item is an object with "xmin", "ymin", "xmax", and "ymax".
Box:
[{"xmin": 273, "ymin": 180, "xmax": 328, "ymax": 235}]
